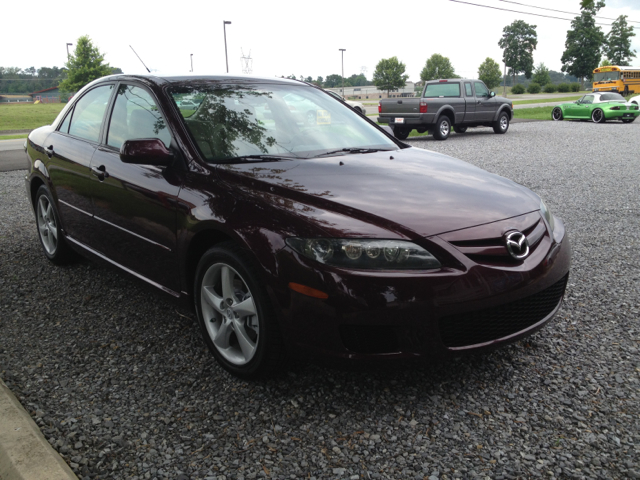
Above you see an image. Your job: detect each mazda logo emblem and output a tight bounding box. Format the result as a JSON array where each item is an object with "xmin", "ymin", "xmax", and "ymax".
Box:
[{"xmin": 504, "ymin": 231, "xmax": 530, "ymax": 260}]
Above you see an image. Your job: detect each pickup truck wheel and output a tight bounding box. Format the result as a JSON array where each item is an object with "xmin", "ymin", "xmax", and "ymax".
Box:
[
  {"xmin": 453, "ymin": 126, "xmax": 467, "ymax": 134},
  {"xmin": 433, "ymin": 116, "xmax": 451, "ymax": 140},
  {"xmin": 493, "ymin": 112, "xmax": 509, "ymax": 134},
  {"xmin": 392, "ymin": 126, "xmax": 411, "ymax": 140}
]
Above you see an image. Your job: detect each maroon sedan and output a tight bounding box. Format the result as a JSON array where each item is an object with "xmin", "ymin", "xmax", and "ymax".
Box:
[{"xmin": 25, "ymin": 74, "xmax": 570, "ymax": 377}]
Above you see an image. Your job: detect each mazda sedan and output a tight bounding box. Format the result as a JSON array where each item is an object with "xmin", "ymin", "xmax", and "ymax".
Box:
[{"xmin": 25, "ymin": 74, "xmax": 570, "ymax": 378}]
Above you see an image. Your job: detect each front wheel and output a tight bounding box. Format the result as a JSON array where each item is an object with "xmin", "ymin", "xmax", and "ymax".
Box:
[
  {"xmin": 392, "ymin": 126, "xmax": 411, "ymax": 140},
  {"xmin": 493, "ymin": 112, "xmax": 510, "ymax": 134},
  {"xmin": 591, "ymin": 109, "xmax": 605, "ymax": 123},
  {"xmin": 433, "ymin": 116, "xmax": 451, "ymax": 140},
  {"xmin": 453, "ymin": 126, "xmax": 467, "ymax": 134},
  {"xmin": 552, "ymin": 107, "xmax": 563, "ymax": 121},
  {"xmin": 194, "ymin": 242, "xmax": 284, "ymax": 378},
  {"xmin": 34, "ymin": 186, "xmax": 75, "ymax": 264}
]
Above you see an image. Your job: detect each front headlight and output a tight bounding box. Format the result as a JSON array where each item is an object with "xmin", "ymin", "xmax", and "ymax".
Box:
[
  {"xmin": 540, "ymin": 199, "xmax": 555, "ymax": 233},
  {"xmin": 286, "ymin": 238, "xmax": 441, "ymax": 270}
]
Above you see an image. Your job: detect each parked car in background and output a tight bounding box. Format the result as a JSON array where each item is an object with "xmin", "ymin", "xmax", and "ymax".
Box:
[
  {"xmin": 25, "ymin": 74, "xmax": 570, "ymax": 378},
  {"xmin": 552, "ymin": 92, "xmax": 640, "ymax": 123},
  {"xmin": 325, "ymin": 89, "xmax": 366, "ymax": 114},
  {"xmin": 378, "ymin": 79, "xmax": 513, "ymax": 140},
  {"xmin": 627, "ymin": 94, "xmax": 640, "ymax": 106}
]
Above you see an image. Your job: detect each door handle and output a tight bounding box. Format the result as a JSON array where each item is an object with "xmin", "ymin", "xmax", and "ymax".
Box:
[
  {"xmin": 45, "ymin": 145, "xmax": 54, "ymax": 158},
  {"xmin": 91, "ymin": 165, "xmax": 109, "ymax": 181}
]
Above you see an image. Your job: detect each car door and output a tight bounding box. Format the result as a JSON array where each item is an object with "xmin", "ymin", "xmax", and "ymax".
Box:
[
  {"xmin": 88, "ymin": 82, "xmax": 183, "ymax": 292},
  {"xmin": 566, "ymin": 95, "xmax": 593, "ymax": 118},
  {"xmin": 474, "ymin": 81, "xmax": 496, "ymax": 121},
  {"xmin": 462, "ymin": 82, "xmax": 476, "ymax": 122},
  {"xmin": 46, "ymin": 84, "xmax": 115, "ymax": 245}
]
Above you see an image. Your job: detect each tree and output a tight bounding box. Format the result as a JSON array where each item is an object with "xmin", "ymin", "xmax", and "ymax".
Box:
[
  {"xmin": 560, "ymin": 2, "xmax": 605, "ymax": 89},
  {"xmin": 420, "ymin": 54, "xmax": 456, "ymax": 81},
  {"xmin": 498, "ymin": 20, "xmax": 538, "ymax": 85},
  {"xmin": 477, "ymin": 58, "xmax": 502, "ymax": 89},
  {"xmin": 324, "ymin": 74, "xmax": 343, "ymax": 88},
  {"xmin": 373, "ymin": 57, "xmax": 408, "ymax": 96},
  {"xmin": 604, "ymin": 15, "xmax": 636, "ymax": 66},
  {"xmin": 59, "ymin": 36, "xmax": 113, "ymax": 93},
  {"xmin": 600, "ymin": 58, "xmax": 611, "ymax": 67},
  {"xmin": 532, "ymin": 63, "xmax": 551, "ymax": 86}
]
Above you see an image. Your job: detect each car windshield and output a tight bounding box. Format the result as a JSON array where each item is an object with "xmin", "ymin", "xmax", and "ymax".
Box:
[
  {"xmin": 593, "ymin": 71, "xmax": 620, "ymax": 82},
  {"xmin": 599, "ymin": 93, "xmax": 626, "ymax": 102},
  {"xmin": 169, "ymin": 83, "xmax": 397, "ymax": 162}
]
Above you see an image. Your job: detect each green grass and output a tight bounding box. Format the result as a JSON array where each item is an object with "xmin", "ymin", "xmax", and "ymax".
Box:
[
  {"xmin": 512, "ymin": 96, "xmax": 582, "ymax": 105},
  {"xmin": 0, "ymin": 103, "xmax": 66, "ymax": 130},
  {"xmin": 513, "ymin": 106, "xmax": 553, "ymax": 120},
  {"xmin": 0, "ymin": 134, "xmax": 28, "ymax": 140}
]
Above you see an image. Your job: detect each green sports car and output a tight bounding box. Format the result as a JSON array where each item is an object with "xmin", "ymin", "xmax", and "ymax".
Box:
[{"xmin": 551, "ymin": 92, "xmax": 640, "ymax": 123}]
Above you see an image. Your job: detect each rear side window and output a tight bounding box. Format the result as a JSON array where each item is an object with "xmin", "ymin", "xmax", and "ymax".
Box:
[
  {"xmin": 464, "ymin": 83, "xmax": 473, "ymax": 97},
  {"xmin": 423, "ymin": 83, "xmax": 461, "ymax": 98},
  {"xmin": 66, "ymin": 85, "xmax": 113, "ymax": 142}
]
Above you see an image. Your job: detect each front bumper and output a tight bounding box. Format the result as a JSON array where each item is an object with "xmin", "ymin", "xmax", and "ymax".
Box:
[{"xmin": 271, "ymin": 214, "xmax": 571, "ymax": 362}]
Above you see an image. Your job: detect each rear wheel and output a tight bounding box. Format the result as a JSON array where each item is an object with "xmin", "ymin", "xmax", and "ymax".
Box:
[
  {"xmin": 453, "ymin": 126, "xmax": 467, "ymax": 134},
  {"xmin": 392, "ymin": 126, "xmax": 411, "ymax": 140},
  {"xmin": 552, "ymin": 107, "xmax": 563, "ymax": 121},
  {"xmin": 493, "ymin": 112, "xmax": 510, "ymax": 134},
  {"xmin": 591, "ymin": 108, "xmax": 605, "ymax": 123},
  {"xmin": 34, "ymin": 186, "xmax": 75, "ymax": 264},
  {"xmin": 194, "ymin": 242, "xmax": 284, "ymax": 378},
  {"xmin": 433, "ymin": 116, "xmax": 451, "ymax": 140}
]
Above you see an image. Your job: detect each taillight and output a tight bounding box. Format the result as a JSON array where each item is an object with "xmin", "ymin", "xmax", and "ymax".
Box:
[
  {"xmin": 419, "ymin": 101, "xmax": 428, "ymax": 113},
  {"xmin": 378, "ymin": 103, "xmax": 381, "ymax": 113}
]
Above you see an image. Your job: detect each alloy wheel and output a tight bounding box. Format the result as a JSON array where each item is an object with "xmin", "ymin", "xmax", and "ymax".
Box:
[{"xmin": 36, "ymin": 195, "xmax": 58, "ymax": 255}]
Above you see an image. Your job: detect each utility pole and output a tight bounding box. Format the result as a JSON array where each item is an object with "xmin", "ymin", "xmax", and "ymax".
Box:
[
  {"xmin": 190, "ymin": 54, "xmax": 193, "ymax": 72},
  {"xmin": 223, "ymin": 21, "xmax": 232, "ymax": 73},
  {"xmin": 66, "ymin": 43, "xmax": 73, "ymax": 60},
  {"xmin": 339, "ymin": 48, "xmax": 346, "ymax": 98}
]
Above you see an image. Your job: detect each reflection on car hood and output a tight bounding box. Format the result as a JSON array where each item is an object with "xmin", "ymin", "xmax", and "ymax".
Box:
[{"xmin": 218, "ymin": 147, "xmax": 541, "ymax": 238}]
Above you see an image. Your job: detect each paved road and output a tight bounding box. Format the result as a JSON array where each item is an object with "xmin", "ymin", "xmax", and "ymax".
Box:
[{"xmin": 0, "ymin": 139, "xmax": 28, "ymax": 172}]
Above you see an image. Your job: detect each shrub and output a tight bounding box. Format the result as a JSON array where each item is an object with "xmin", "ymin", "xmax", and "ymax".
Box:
[
  {"xmin": 570, "ymin": 83, "xmax": 581, "ymax": 92},
  {"xmin": 544, "ymin": 83, "xmax": 557, "ymax": 93},
  {"xmin": 511, "ymin": 84, "xmax": 526, "ymax": 94},
  {"xmin": 557, "ymin": 83, "xmax": 570, "ymax": 93},
  {"xmin": 527, "ymin": 83, "xmax": 541, "ymax": 94}
]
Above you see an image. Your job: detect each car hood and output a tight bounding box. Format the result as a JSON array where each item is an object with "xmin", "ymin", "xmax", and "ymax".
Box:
[{"xmin": 217, "ymin": 147, "xmax": 540, "ymax": 238}]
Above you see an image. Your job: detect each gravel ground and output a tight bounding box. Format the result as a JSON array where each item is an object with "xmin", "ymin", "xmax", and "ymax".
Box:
[{"xmin": 1, "ymin": 120, "xmax": 639, "ymax": 480}]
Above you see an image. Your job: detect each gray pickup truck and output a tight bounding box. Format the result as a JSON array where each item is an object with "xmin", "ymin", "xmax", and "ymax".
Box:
[{"xmin": 377, "ymin": 79, "xmax": 513, "ymax": 141}]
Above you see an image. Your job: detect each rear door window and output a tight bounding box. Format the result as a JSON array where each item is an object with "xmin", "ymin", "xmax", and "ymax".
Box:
[{"xmin": 66, "ymin": 85, "xmax": 114, "ymax": 142}]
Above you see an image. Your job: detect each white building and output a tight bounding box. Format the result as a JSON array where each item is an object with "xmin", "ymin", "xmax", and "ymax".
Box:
[{"xmin": 327, "ymin": 82, "xmax": 417, "ymax": 100}]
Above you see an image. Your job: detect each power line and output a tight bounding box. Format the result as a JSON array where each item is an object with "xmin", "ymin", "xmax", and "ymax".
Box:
[
  {"xmin": 448, "ymin": 0, "xmax": 640, "ymax": 28},
  {"xmin": 498, "ymin": 0, "xmax": 640, "ymax": 24}
]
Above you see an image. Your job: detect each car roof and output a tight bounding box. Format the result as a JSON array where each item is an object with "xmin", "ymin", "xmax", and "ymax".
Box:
[{"xmin": 95, "ymin": 73, "xmax": 307, "ymax": 87}]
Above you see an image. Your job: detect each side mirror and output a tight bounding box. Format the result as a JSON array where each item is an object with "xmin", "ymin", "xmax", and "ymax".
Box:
[
  {"xmin": 490, "ymin": 91, "xmax": 496, "ymax": 98},
  {"xmin": 120, "ymin": 138, "xmax": 173, "ymax": 166}
]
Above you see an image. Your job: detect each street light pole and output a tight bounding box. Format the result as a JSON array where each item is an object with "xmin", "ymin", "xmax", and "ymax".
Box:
[
  {"xmin": 66, "ymin": 43, "xmax": 73, "ymax": 60},
  {"xmin": 339, "ymin": 48, "xmax": 346, "ymax": 98},
  {"xmin": 223, "ymin": 21, "xmax": 232, "ymax": 73},
  {"xmin": 190, "ymin": 54, "xmax": 193, "ymax": 72}
]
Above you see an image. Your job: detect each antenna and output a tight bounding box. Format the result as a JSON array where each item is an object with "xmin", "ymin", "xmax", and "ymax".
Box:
[
  {"xmin": 241, "ymin": 49, "xmax": 253, "ymax": 74},
  {"xmin": 129, "ymin": 45, "xmax": 151, "ymax": 73}
]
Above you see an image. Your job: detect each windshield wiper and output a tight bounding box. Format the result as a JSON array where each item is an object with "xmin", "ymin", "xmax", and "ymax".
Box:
[
  {"xmin": 314, "ymin": 147, "xmax": 391, "ymax": 158},
  {"xmin": 229, "ymin": 154, "xmax": 297, "ymax": 162}
]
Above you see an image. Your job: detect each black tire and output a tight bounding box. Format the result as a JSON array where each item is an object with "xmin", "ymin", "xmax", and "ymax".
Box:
[
  {"xmin": 34, "ymin": 185, "xmax": 75, "ymax": 265},
  {"xmin": 552, "ymin": 107, "xmax": 563, "ymax": 121},
  {"xmin": 493, "ymin": 111, "xmax": 510, "ymax": 134},
  {"xmin": 392, "ymin": 126, "xmax": 411, "ymax": 140},
  {"xmin": 194, "ymin": 242, "xmax": 284, "ymax": 378},
  {"xmin": 591, "ymin": 108, "xmax": 605, "ymax": 123},
  {"xmin": 622, "ymin": 118, "xmax": 636, "ymax": 123},
  {"xmin": 453, "ymin": 126, "xmax": 467, "ymax": 134},
  {"xmin": 433, "ymin": 116, "xmax": 451, "ymax": 140}
]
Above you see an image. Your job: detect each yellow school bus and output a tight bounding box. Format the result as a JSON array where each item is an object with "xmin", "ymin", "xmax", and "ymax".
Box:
[{"xmin": 592, "ymin": 66, "xmax": 640, "ymax": 95}]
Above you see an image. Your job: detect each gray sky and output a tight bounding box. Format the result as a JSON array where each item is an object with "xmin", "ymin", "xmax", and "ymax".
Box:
[{"xmin": 3, "ymin": 0, "xmax": 640, "ymax": 81}]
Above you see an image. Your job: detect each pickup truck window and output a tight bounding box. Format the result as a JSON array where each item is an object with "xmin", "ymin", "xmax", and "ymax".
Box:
[
  {"xmin": 465, "ymin": 83, "xmax": 473, "ymax": 97},
  {"xmin": 474, "ymin": 82, "xmax": 489, "ymax": 98},
  {"xmin": 424, "ymin": 83, "xmax": 461, "ymax": 98}
]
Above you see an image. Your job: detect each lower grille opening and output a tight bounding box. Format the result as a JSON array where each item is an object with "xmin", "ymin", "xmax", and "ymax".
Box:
[
  {"xmin": 340, "ymin": 325, "xmax": 400, "ymax": 354},
  {"xmin": 439, "ymin": 274, "xmax": 569, "ymax": 348}
]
